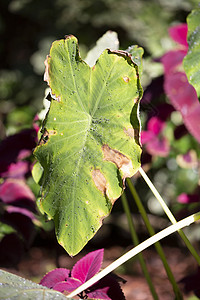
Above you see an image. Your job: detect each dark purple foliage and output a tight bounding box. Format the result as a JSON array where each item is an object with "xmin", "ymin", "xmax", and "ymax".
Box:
[
  {"xmin": 40, "ymin": 249, "xmax": 126, "ymax": 300},
  {"xmin": 177, "ymin": 193, "xmax": 199, "ymax": 204},
  {"xmin": 0, "ymin": 129, "xmax": 36, "ymax": 175},
  {"xmin": 0, "ymin": 233, "xmax": 24, "ymax": 267},
  {"xmin": 180, "ymin": 267, "xmax": 200, "ymax": 297},
  {"xmin": 0, "ymin": 128, "xmax": 38, "ymax": 266},
  {"xmin": 87, "ymin": 275, "xmax": 126, "ymax": 300}
]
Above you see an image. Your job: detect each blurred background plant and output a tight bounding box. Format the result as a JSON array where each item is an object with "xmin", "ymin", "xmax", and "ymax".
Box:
[{"xmin": 0, "ymin": 0, "xmax": 200, "ymax": 298}]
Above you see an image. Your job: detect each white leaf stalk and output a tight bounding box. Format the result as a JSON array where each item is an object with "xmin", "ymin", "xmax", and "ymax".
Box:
[
  {"xmin": 139, "ymin": 167, "xmax": 177, "ymax": 224},
  {"xmin": 139, "ymin": 167, "xmax": 200, "ymax": 266},
  {"xmin": 66, "ymin": 212, "xmax": 200, "ymax": 298}
]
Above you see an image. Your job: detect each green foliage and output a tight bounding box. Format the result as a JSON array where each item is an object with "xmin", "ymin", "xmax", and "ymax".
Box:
[
  {"xmin": 0, "ymin": 269, "xmax": 74, "ymax": 300},
  {"xmin": 184, "ymin": 8, "xmax": 200, "ymax": 100},
  {"xmin": 34, "ymin": 35, "xmax": 142, "ymax": 255}
]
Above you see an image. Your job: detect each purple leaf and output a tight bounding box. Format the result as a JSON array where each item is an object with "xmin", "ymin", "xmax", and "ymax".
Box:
[
  {"xmin": 168, "ymin": 23, "xmax": 188, "ymax": 47},
  {"xmin": 53, "ymin": 278, "xmax": 82, "ymax": 293},
  {"xmin": 180, "ymin": 267, "xmax": 200, "ymax": 297},
  {"xmin": 0, "ymin": 179, "xmax": 35, "ymax": 203},
  {"xmin": 88, "ymin": 275, "xmax": 126, "ymax": 300},
  {"xmin": 162, "ymin": 50, "xmax": 187, "ymax": 75},
  {"xmin": 88, "ymin": 287, "xmax": 111, "ymax": 300},
  {"xmin": 145, "ymin": 136, "xmax": 170, "ymax": 157},
  {"xmin": 71, "ymin": 249, "xmax": 104, "ymax": 283},
  {"xmin": 0, "ymin": 129, "xmax": 36, "ymax": 175},
  {"xmin": 1, "ymin": 161, "xmax": 29, "ymax": 179},
  {"xmin": 1, "ymin": 212, "xmax": 35, "ymax": 245},
  {"xmin": 161, "ymin": 24, "xmax": 200, "ymax": 143},
  {"xmin": 40, "ymin": 268, "xmax": 70, "ymax": 289},
  {"xmin": 141, "ymin": 117, "xmax": 170, "ymax": 157},
  {"xmin": 147, "ymin": 117, "xmax": 164, "ymax": 135},
  {"xmin": 6, "ymin": 205, "xmax": 37, "ymax": 221},
  {"xmin": 177, "ymin": 193, "xmax": 199, "ymax": 204},
  {"xmin": 0, "ymin": 233, "xmax": 24, "ymax": 267},
  {"xmin": 163, "ymin": 72, "xmax": 200, "ymax": 143}
]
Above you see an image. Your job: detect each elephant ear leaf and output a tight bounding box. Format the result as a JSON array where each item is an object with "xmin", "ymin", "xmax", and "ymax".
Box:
[
  {"xmin": 184, "ymin": 8, "xmax": 200, "ymax": 101},
  {"xmin": 34, "ymin": 35, "xmax": 142, "ymax": 256}
]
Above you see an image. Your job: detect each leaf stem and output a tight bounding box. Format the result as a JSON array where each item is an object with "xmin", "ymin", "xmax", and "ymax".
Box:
[
  {"xmin": 139, "ymin": 167, "xmax": 200, "ymax": 266},
  {"xmin": 121, "ymin": 192, "xmax": 159, "ymax": 300},
  {"xmin": 66, "ymin": 212, "xmax": 200, "ymax": 299},
  {"xmin": 126, "ymin": 178, "xmax": 182, "ymax": 299}
]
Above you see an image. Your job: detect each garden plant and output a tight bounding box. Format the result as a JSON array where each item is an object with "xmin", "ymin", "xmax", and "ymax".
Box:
[{"xmin": 0, "ymin": 4, "xmax": 200, "ymax": 300}]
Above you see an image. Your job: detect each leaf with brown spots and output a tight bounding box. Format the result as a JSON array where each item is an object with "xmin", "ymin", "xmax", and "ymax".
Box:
[{"xmin": 34, "ymin": 35, "xmax": 142, "ymax": 255}]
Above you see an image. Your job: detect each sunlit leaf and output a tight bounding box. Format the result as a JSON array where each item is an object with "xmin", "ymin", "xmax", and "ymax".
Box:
[
  {"xmin": 34, "ymin": 35, "xmax": 142, "ymax": 255},
  {"xmin": 184, "ymin": 9, "xmax": 200, "ymax": 100}
]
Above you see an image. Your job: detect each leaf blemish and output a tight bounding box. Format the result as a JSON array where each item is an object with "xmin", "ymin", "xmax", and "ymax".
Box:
[
  {"xmin": 102, "ymin": 144, "xmax": 133, "ymax": 178},
  {"xmin": 124, "ymin": 127, "xmax": 135, "ymax": 138},
  {"xmin": 39, "ymin": 129, "xmax": 57, "ymax": 145},
  {"xmin": 92, "ymin": 169, "xmax": 107, "ymax": 195},
  {"xmin": 123, "ymin": 76, "xmax": 130, "ymax": 83}
]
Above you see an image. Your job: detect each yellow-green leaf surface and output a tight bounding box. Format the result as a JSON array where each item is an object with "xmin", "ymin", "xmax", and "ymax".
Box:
[
  {"xmin": 184, "ymin": 8, "xmax": 200, "ymax": 100},
  {"xmin": 34, "ymin": 35, "xmax": 142, "ymax": 256},
  {"xmin": 0, "ymin": 269, "xmax": 74, "ymax": 300}
]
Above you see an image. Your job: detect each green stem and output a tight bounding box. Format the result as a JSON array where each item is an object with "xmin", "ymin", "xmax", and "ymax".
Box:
[
  {"xmin": 67, "ymin": 212, "xmax": 200, "ymax": 299},
  {"xmin": 126, "ymin": 178, "xmax": 183, "ymax": 299},
  {"xmin": 139, "ymin": 167, "xmax": 200, "ymax": 266},
  {"xmin": 121, "ymin": 192, "xmax": 159, "ymax": 300}
]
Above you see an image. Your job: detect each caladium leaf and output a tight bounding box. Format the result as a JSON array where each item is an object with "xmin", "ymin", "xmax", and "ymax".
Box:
[
  {"xmin": 184, "ymin": 9, "xmax": 200, "ymax": 100},
  {"xmin": 71, "ymin": 248, "xmax": 104, "ymax": 283},
  {"xmin": 0, "ymin": 269, "xmax": 74, "ymax": 300},
  {"xmin": 34, "ymin": 35, "xmax": 142, "ymax": 255}
]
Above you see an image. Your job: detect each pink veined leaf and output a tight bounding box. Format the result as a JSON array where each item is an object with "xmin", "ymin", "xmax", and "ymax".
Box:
[
  {"xmin": 141, "ymin": 117, "xmax": 170, "ymax": 157},
  {"xmin": 0, "ymin": 161, "xmax": 29, "ymax": 179},
  {"xmin": 6, "ymin": 206, "xmax": 37, "ymax": 221},
  {"xmin": 162, "ymin": 23, "xmax": 200, "ymax": 143},
  {"xmin": 53, "ymin": 278, "xmax": 82, "ymax": 293},
  {"xmin": 87, "ymin": 287, "xmax": 111, "ymax": 300},
  {"xmin": 145, "ymin": 137, "xmax": 170, "ymax": 157},
  {"xmin": 147, "ymin": 117, "xmax": 165, "ymax": 135},
  {"xmin": 0, "ymin": 179, "xmax": 35, "ymax": 203},
  {"xmin": 71, "ymin": 248, "xmax": 104, "ymax": 283},
  {"xmin": 140, "ymin": 131, "xmax": 155, "ymax": 144},
  {"xmin": 169, "ymin": 23, "xmax": 188, "ymax": 47},
  {"xmin": 161, "ymin": 50, "xmax": 187, "ymax": 75},
  {"xmin": 164, "ymin": 72, "xmax": 200, "ymax": 143},
  {"xmin": 40, "ymin": 268, "xmax": 70, "ymax": 289}
]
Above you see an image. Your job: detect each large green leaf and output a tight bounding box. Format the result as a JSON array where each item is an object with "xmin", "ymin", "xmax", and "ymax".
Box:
[
  {"xmin": 34, "ymin": 35, "xmax": 142, "ymax": 256},
  {"xmin": 0, "ymin": 269, "xmax": 74, "ymax": 299},
  {"xmin": 183, "ymin": 8, "xmax": 200, "ymax": 100}
]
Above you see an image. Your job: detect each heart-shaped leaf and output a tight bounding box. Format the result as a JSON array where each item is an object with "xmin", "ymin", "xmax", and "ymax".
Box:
[
  {"xmin": 184, "ymin": 8, "xmax": 200, "ymax": 100},
  {"xmin": 34, "ymin": 35, "xmax": 142, "ymax": 255}
]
